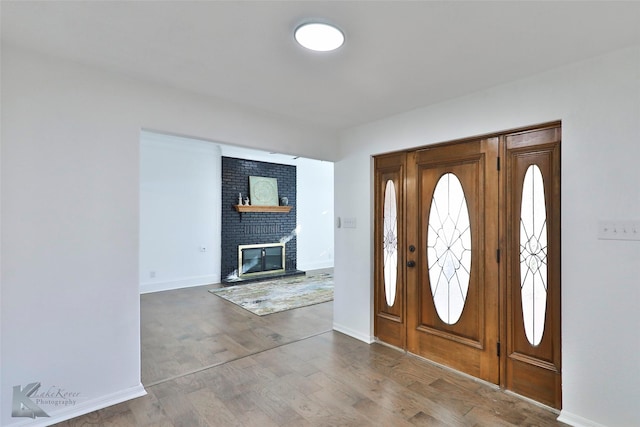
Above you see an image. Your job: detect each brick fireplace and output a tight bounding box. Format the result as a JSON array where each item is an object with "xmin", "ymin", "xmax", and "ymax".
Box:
[{"xmin": 221, "ymin": 157, "xmax": 299, "ymax": 282}]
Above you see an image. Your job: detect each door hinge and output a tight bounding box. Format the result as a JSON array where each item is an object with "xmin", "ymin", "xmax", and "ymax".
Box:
[
  {"xmin": 497, "ymin": 342, "xmax": 501, "ymax": 357},
  {"xmin": 497, "ymin": 157, "xmax": 501, "ymax": 171},
  {"xmin": 496, "ymin": 249, "xmax": 501, "ymax": 263}
]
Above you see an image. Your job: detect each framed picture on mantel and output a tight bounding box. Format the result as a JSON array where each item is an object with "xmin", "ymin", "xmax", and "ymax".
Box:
[{"xmin": 249, "ymin": 176, "xmax": 279, "ymax": 206}]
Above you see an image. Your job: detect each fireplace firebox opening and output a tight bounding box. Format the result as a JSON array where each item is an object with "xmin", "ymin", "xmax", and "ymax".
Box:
[{"xmin": 238, "ymin": 242, "xmax": 286, "ymax": 277}]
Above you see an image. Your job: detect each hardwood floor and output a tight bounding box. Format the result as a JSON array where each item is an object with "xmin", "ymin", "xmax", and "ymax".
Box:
[
  {"xmin": 54, "ymin": 280, "xmax": 566, "ymax": 426},
  {"xmin": 140, "ymin": 281, "xmax": 332, "ymax": 385}
]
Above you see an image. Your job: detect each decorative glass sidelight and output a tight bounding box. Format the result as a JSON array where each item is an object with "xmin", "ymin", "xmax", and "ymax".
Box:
[
  {"xmin": 427, "ymin": 173, "xmax": 472, "ymax": 324},
  {"xmin": 520, "ymin": 165, "xmax": 548, "ymax": 346},
  {"xmin": 383, "ymin": 180, "xmax": 398, "ymax": 306}
]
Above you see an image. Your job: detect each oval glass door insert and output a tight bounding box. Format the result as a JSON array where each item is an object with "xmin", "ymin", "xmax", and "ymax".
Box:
[
  {"xmin": 383, "ymin": 179, "xmax": 398, "ymax": 306},
  {"xmin": 427, "ymin": 173, "xmax": 471, "ymax": 324},
  {"xmin": 520, "ymin": 165, "xmax": 548, "ymax": 346}
]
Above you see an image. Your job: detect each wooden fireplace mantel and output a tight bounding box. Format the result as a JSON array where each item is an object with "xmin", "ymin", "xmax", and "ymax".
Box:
[{"xmin": 233, "ymin": 205, "xmax": 292, "ymax": 213}]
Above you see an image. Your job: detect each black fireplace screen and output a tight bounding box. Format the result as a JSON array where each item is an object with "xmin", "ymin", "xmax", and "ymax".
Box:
[{"xmin": 239, "ymin": 243, "xmax": 285, "ymax": 276}]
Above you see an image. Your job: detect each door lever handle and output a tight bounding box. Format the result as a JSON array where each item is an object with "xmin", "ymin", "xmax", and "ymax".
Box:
[{"xmin": 407, "ymin": 260, "xmax": 416, "ymax": 268}]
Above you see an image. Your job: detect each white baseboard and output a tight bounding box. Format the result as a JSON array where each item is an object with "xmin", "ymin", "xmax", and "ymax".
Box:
[
  {"xmin": 297, "ymin": 260, "xmax": 335, "ymax": 271},
  {"xmin": 140, "ymin": 274, "xmax": 219, "ymax": 294},
  {"xmin": 332, "ymin": 322, "xmax": 374, "ymax": 344},
  {"xmin": 6, "ymin": 383, "xmax": 146, "ymax": 427},
  {"xmin": 557, "ymin": 410, "xmax": 606, "ymax": 427}
]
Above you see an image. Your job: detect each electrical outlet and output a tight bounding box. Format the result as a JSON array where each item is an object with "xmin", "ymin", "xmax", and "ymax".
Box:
[
  {"xmin": 598, "ymin": 221, "xmax": 640, "ymax": 241},
  {"xmin": 200, "ymin": 246, "xmax": 207, "ymax": 252},
  {"xmin": 149, "ymin": 271, "xmax": 156, "ymax": 278}
]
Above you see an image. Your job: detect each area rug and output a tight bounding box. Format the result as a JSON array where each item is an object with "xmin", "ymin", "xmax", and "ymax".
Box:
[{"xmin": 209, "ymin": 273, "xmax": 333, "ymax": 316}]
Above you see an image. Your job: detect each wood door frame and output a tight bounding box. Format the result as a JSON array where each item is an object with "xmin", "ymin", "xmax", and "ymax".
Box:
[{"xmin": 373, "ymin": 121, "xmax": 562, "ymax": 409}]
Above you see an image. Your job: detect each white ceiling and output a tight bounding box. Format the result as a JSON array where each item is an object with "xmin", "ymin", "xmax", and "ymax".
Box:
[{"xmin": 3, "ymin": 1, "xmax": 640, "ymax": 131}]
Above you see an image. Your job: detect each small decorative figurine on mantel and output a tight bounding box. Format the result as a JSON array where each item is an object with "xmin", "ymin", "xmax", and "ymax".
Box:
[
  {"xmin": 243, "ymin": 197, "xmax": 251, "ymax": 206},
  {"xmin": 238, "ymin": 193, "xmax": 243, "ymax": 206}
]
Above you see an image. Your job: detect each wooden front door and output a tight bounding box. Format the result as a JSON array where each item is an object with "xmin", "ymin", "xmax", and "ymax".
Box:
[
  {"xmin": 373, "ymin": 122, "xmax": 562, "ymax": 408},
  {"xmin": 405, "ymin": 137, "xmax": 500, "ymax": 384}
]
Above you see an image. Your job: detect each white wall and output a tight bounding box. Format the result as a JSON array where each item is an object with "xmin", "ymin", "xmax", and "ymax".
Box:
[
  {"xmin": 139, "ymin": 136, "xmax": 334, "ymax": 294},
  {"xmin": 0, "ymin": 45, "xmax": 337, "ymax": 426},
  {"xmin": 296, "ymin": 157, "xmax": 334, "ymax": 271},
  {"xmin": 139, "ymin": 132, "xmax": 221, "ymax": 293},
  {"xmin": 334, "ymin": 46, "xmax": 640, "ymax": 426}
]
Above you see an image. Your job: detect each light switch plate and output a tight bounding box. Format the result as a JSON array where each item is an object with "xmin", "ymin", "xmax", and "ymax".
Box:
[
  {"xmin": 342, "ymin": 217, "xmax": 357, "ymax": 229},
  {"xmin": 598, "ymin": 221, "xmax": 640, "ymax": 241}
]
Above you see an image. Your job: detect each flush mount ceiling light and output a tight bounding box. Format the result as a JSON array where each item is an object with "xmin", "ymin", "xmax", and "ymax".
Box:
[{"xmin": 294, "ymin": 22, "xmax": 344, "ymax": 52}]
